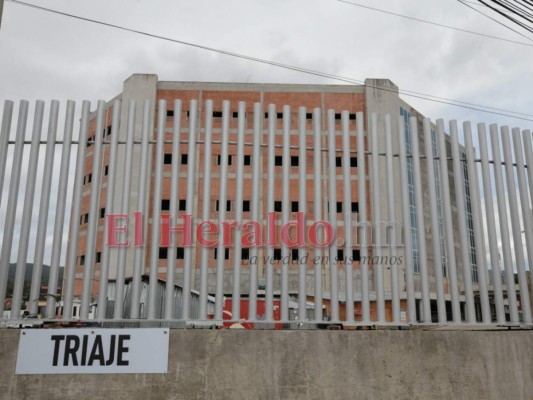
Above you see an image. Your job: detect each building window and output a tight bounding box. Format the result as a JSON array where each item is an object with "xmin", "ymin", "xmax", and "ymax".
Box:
[
  {"xmin": 104, "ymin": 125, "xmax": 112, "ymax": 137},
  {"xmin": 96, "ymin": 252, "xmax": 102, "ymax": 263},
  {"xmin": 291, "ymin": 248, "xmax": 299, "ymax": 261},
  {"xmin": 243, "ymin": 200, "xmax": 250, "ymax": 212},
  {"xmin": 334, "ymin": 113, "xmax": 356, "ymax": 120},
  {"xmin": 216, "ymin": 200, "xmax": 231, "ymax": 212},
  {"xmin": 84, "ymin": 173, "xmax": 92, "ymax": 185},
  {"xmin": 179, "ymin": 199, "xmax": 186, "ymax": 211},
  {"xmin": 104, "ymin": 165, "xmax": 109, "ymax": 176},
  {"xmin": 176, "ymin": 247, "xmax": 184, "ymax": 259},
  {"xmin": 306, "ymin": 113, "xmax": 313, "ymax": 120},
  {"xmin": 291, "ymin": 201, "xmax": 299, "ymax": 212},
  {"xmin": 401, "ymin": 107, "xmax": 420, "ymax": 274},
  {"xmin": 327, "ymin": 202, "xmax": 342, "ymax": 213},
  {"xmin": 336, "ymin": 157, "xmax": 342, "ymax": 167},
  {"xmin": 275, "ymin": 156, "xmax": 283, "ymax": 166},
  {"xmin": 242, "ymin": 248, "xmax": 250, "ymax": 260},
  {"xmin": 100, "ymin": 208, "xmax": 105, "ymax": 219},
  {"xmin": 232, "ymin": 111, "xmax": 247, "ymax": 118},
  {"xmin": 352, "ymin": 249, "xmax": 360, "ymax": 261},
  {"xmin": 337, "ymin": 249, "xmax": 344, "ymax": 262},
  {"xmin": 79, "ymin": 255, "xmax": 85, "ymax": 266},
  {"xmin": 291, "ymin": 156, "xmax": 299, "ymax": 167},
  {"xmin": 164, "ymin": 154, "xmax": 173, "ymax": 164},
  {"xmin": 181, "ymin": 154, "xmax": 188, "ymax": 165},
  {"xmin": 350, "ymin": 157, "xmax": 357, "ymax": 168},
  {"xmin": 274, "ymin": 201, "xmax": 282, "ymax": 212},
  {"xmin": 166, "ymin": 110, "xmax": 174, "ymax": 117},
  {"xmin": 273, "ymin": 248, "xmax": 282, "ymax": 260},
  {"xmin": 244, "ymin": 155, "xmax": 251, "ymax": 166},
  {"xmin": 264, "ymin": 112, "xmax": 284, "ymax": 119},
  {"xmin": 80, "ymin": 214, "xmax": 89, "ymax": 225},
  {"xmin": 216, "ymin": 155, "xmax": 232, "ymax": 166},
  {"xmin": 159, "ymin": 247, "xmax": 168, "ymax": 259},
  {"xmin": 161, "ymin": 199, "xmax": 170, "ymax": 211},
  {"xmin": 351, "ymin": 202, "xmax": 359, "ymax": 213},
  {"xmin": 462, "ymin": 150, "xmax": 478, "ymax": 283},
  {"xmin": 213, "ymin": 111, "xmax": 223, "ymax": 118},
  {"xmin": 214, "ymin": 248, "xmax": 230, "ymax": 260}
]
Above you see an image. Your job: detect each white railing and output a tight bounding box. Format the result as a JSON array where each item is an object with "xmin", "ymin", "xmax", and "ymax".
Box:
[{"xmin": 0, "ymin": 98, "xmax": 532, "ymax": 328}]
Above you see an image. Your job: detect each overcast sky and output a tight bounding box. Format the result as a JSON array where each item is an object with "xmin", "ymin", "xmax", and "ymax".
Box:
[
  {"xmin": 1, "ymin": 0, "xmax": 532, "ymax": 124},
  {"xmin": 0, "ymin": 0, "xmax": 532, "ymax": 266}
]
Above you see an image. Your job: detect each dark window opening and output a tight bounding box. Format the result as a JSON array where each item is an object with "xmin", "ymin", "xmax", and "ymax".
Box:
[
  {"xmin": 176, "ymin": 247, "xmax": 185, "ymax": 259},
  {"xmin": 181, "ymin": 154, "xmax": 188, "ymax": 165},
  {"xmin": 350, "ymin": 157, "xmax": 357, "ymax": 167},
  {"xmin": 352, "ymin": 249, "xmax": 360, "ymax": 261},
  {"xmin": 337, "ymin": 249, "xmax": 344, "ymax": 261},
  {"xmin": 336, "ymin": 157, "xmax": 342, "ymax": 167},
  {"xmin": 291, "ymin": 156, "xmax": 299, "ymax": 167},
  {"xmin": 104, "ymin": 165, "xmax": 109, "ymax": 176},
  {"xmin": 264, "ymin": 112, "xmax": 284, "ymax": 119},
  {"xmin": 291, "ymin": 201, "xmax": 299, "ymax": 212},
  {"xmin": 79, "ymin": 256, "xmax": 85, "ymax": 266},
  {"xmin": 216, "ymin": 155, "xmax": 232, "ymax": 166},
  {"xmin": 274, "ymin": 201, "xmax": 282, "ymax": 212},
  {"xmin": 214, "ymin": 248, "xmax": 230, "ymax": 260},
  {"xmin": 351, "ymin": 202, "xmax": 359, "ymax": 213},
  {"xmin": 242, "ymin": 248, "xmax": 250, "ymax": 260},
  {"xmin": 100, "ymin": 208, "xmax": 105, "ymax": 219},
  {"xmin": 273, "ymin": 249, "xmax": 282, "ymax": 260},
  {"xmin": 243, "ymin": 200, "xmax": 251, "ymax": 212},
  {"xmin": 275, "ymin": 156, "xmax": 283, "ymax": 166},
  {"xmin": 179, "ymin": 199, "xmax": 187, "ymax": 211},
  {"xmin": 213, "ymin": 111, "xmax": 223, "ymax": 118},
  {"xmin": 216, "ymin": 200, "xmax": 231, "ymax": 212},
  {"xmin": 291, "ymin": 248, "xmax": 299, "ymax": 260},
  {"xmin": 96, "ymin": 252, "xmax": 102, "ymax": 263},
  {"xmin": 159, "ymin": 247, "xmax": 168, "ymax": 259},
  {"xmin": 232, "ymin": 111, "xmax": 247, "ymax": 118},
  {"xmin": 166, "ymin": 110, "xmax": 174, "ymax": 117},
  {"xmin": 161, "ymin": 199, "xmax": 170, "ymax": 211},
  {"xmin": 334, "ymin": 113, "xmax": 356, "ymax": 121},
  {"xmin": 244, "ymin": 155, "xmax": 251, "ymax": 166},
  {"xmin": 164, "ymin": 154, "xmax": 173, "ymax": 164}
]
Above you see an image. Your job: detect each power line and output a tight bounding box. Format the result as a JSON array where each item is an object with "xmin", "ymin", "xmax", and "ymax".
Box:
[
  {"xmin": 5, "ymin": 0, "xmax": 533, "ymax": 121},
  {"xmin": 478, "ymin": 0, "xmax": 533, "ymax": 35},
  {"xmin": 457, "ymin": 0, "xmax": 533, "ymax": 41},
  {"xmin": 337, "ymin": 0, "xmax": 533, "ymax": 47}
]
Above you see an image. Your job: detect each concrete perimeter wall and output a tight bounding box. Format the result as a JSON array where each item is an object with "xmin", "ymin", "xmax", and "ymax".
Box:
[{"xmin": 1, "ymin": 329, "xmax": 532, "ymax": 399}]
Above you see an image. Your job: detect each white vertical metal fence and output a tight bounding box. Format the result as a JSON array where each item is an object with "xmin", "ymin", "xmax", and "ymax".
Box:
[{"xmin": 1, "ymin": 98, "xmax": 532, "ymax": 328}]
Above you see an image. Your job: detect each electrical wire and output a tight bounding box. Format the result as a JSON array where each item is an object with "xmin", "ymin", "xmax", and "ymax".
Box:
[
  {"xmin": 477, "ymin": 0, "xmax": 533, "ymax": 34},
  {"xmin": 337, "ymin": 0, "xmax": 533, "ymax": 46},
  {"xmin": 457, "ymin": 0, "xmax": 533, "ymax": 41},
  {"xmin": 5, "ymin": 0, "xmax": 533, "ymax": 121}
]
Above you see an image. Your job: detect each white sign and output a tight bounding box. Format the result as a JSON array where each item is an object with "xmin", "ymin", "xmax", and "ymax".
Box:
[{"xmin": 16, "ymin": 328, "xmax": 169, "ymax": 374}]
